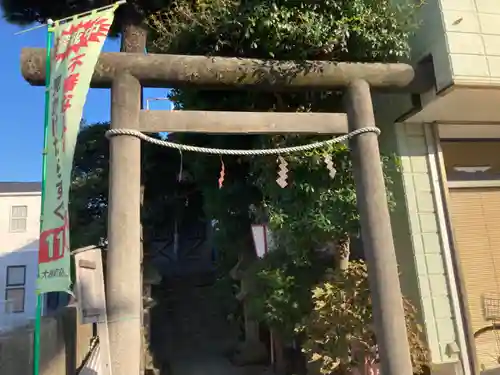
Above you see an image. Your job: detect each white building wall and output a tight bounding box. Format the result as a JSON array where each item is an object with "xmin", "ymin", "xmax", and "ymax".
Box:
[
  {"xmin": 379, "ymin": 121, "xmax": 459, "ymax": 363},
  {"xmin": 373, "ymin": 89, "xmax": 470, "ymax": 373},
  {"xmin": 0, "ymin": 193, "xmax": 41, "ymax": 331},
  {"xmin": 370, "ymin": 0, "xmax": 500, "ymax": 372},
  {"xmin": 395, "ymin": 0, "xmax": 500, "ymax": 91},
  {"xmin": 441, "ymin": 0, "xmax": 500, "ymax": 84},
  {"xmin": 406, "ymin": 0, "xmax": 453, "ymax": 92},
  {"xmin": 394, "ymin": 124, "xmax": 460, "ymax": 364}
]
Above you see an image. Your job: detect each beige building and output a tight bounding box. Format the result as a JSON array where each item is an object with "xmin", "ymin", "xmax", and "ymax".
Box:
[{"xmin": 374, "ymin": 0, "xmax": 500, "ymax": 374}]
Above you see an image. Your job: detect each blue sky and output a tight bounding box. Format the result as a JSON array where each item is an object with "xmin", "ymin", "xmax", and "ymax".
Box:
[{"xmin": 0, "ymin": 15, "xmax": 171, "ymax": 182}]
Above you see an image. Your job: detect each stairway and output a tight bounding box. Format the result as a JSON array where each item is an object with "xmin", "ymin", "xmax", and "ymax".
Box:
[
  {"xmin": 162, "ymin": 274, "xmax": 238, "ymax": 359},
  {"xmin": 150, "ymin": 273, "xmax": 270, "ymax": 375}
]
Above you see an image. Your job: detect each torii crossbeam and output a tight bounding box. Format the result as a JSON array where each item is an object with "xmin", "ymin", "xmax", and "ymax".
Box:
[{"xmin": 21, "ymin": 47, "xmax": 434, "ymax": 375}]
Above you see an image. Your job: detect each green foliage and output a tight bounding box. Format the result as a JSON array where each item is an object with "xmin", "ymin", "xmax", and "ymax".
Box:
[
  {"xmin": 0, "ymin": 0, "xmax": 169, "ymax": 35},
  {"xmin": 146, "ymin": 0, "xmax": 420, "ymax": 346},
  {"xmin": 1, "ymin": 0, "xmax": 98, "ymax": 25},
  {"xmin": 149, "ymin": 0, "xmax": 420, "ymax": 61},
  {"xmin": 70, "ymin": 122, "xmax": 110, "ymax": 248},
  {"xmin": 300, "ymin": 261, "xmax": 429, "ymax": 374},
  {"xmin": 245, "ymin": 248, "xmax": 328, "ymax": 341},
  {"xmin": 253, "ymin": 143, "xmax": 398, "ymax": 258},
  {"xmin": 147, "ymin": 0, "xmax": 416, "ymax": 259},
  {"xmin": 7, "ymin": 0, "xmax": 426, "ymax": 369},
  {"xmin": 147, "ymin": 0, "xmax": 419, "ymax": 254},
  {"xmin": 69, "ymin": 122, "xmax": 197, "ymax": 249},
  {"xmin": 238, "ymin": 142, "xmax": 398, "ymax": 341},
  {"xmin": 52, "ymin": 0, "xmax": 423, "ymax": 364}
]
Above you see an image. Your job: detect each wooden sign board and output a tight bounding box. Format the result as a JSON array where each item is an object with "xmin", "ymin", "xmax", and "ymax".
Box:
[
  {"xmin": 73, "ymin": 246, "xmax": 106, "ymax": 325},
  {"xmin": 73, "ymin": 245, "xmax": 111, "ymax": 375}
]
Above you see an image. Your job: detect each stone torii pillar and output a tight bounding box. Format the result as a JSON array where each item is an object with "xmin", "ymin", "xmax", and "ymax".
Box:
[{"xmin": 21, "ymin": 48, "xmax": 433, "ymax": 375}]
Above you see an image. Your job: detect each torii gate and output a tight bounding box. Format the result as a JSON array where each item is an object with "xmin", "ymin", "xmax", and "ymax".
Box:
[{"xmin": 21, "ymin": 48, "xmax": 434, "ymax": 375}]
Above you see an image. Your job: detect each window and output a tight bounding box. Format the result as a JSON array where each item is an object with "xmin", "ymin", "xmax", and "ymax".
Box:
[
  {"xmin": 10, "ymin": 205, "xmax": 28, "ymax": 232},
  {"xmin": 5, "ymin": 266, "xmax": 26, "ymax": 313},
  {"xmin": 441, "ymin": 141, "xmax": 500, "ymax": 182}
]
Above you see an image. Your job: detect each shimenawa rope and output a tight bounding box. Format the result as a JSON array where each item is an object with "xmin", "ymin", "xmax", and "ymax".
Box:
[{"xmin": 105, "ymin": 127, "xmax": 381, "ymax": 156}]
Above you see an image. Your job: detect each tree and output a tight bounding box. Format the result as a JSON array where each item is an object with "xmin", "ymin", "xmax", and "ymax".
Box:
[
  {"xmin": 1, "ymin": 0, "xmax": 162, "ymax": 56},
  {"xmin": 1, "ymin": 0, "xmax": 166, "ymax": 35},
  {"xmin": 70, "ymin": 122, "xmax": 201, "ymax": 250},
  {"xmin": 301, "ymin": 262, "xmax": 429, "ymax": 374},
  {"xmin": 69, "ymin": 122, "xmax": 110, "ymax": 248},
  {"xmin": 147, "ymin": 0, "xmax": 427, "ymax": 372},
  {"xmin": 11, "ymin": 0, "xmax": 428, "ymax": 370},
  {"xmin": 147, "ymin": 0, "xmax": 418, "ymax": 268}
]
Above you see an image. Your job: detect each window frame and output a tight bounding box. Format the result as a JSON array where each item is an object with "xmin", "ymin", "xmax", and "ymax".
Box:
[
  {"xmin": 9, "ymin": 205, "xmax": 28, "ymax": 233},
  {"xmin": 441, "ymin": 140, "xmax": 500, "ymax": 188},
  {"xmin": 6, "ymin": 265, "xmax": 26, "ymax": 287},
  {"xmin": 5, "ymin": 288, "xmax": 25, "ymax": 313},
  {"xmin": 4, "ymin": 265, "xmax": 27, "ymax": 314}
]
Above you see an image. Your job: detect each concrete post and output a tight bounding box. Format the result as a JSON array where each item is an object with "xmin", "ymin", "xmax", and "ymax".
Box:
[
  {"xmin": 345, "ymin": 79, "xmax": 413, "ymax": 375},
  {"xmin": 106, "ymin": 71, "xmax": 142, "ymax": 375}
]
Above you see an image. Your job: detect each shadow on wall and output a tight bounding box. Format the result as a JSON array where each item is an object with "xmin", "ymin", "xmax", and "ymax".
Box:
[
  {"xmin": 0, "ymin": 240, "xmax": 40, "ymax": 331},
  {"xmin": 0, "ymin": 306, "xmax": 93, "ymax": 375}
]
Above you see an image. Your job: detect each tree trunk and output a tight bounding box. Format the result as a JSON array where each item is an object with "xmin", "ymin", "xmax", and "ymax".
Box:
[
  {"xmin": 120, "ymin": 4, "xmax": 147, "ymax": 112},
  {"xmin": 120, "ymin": 4, "xmax": 148, "ymax": 54}
]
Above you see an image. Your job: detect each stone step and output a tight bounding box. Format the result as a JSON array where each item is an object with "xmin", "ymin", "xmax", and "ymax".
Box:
[
  {"xmin": 169, "ymin": 356, "xmax": 273, "ymax": 375},
  {"xmin": 151, "ymin": 272, "xmax": 246, "ymax": 372}
]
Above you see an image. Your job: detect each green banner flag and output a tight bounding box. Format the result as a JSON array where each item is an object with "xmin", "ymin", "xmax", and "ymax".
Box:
[{"xmin": 38, "ymin": 8, "xmax": 116, "ymax": 294}]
